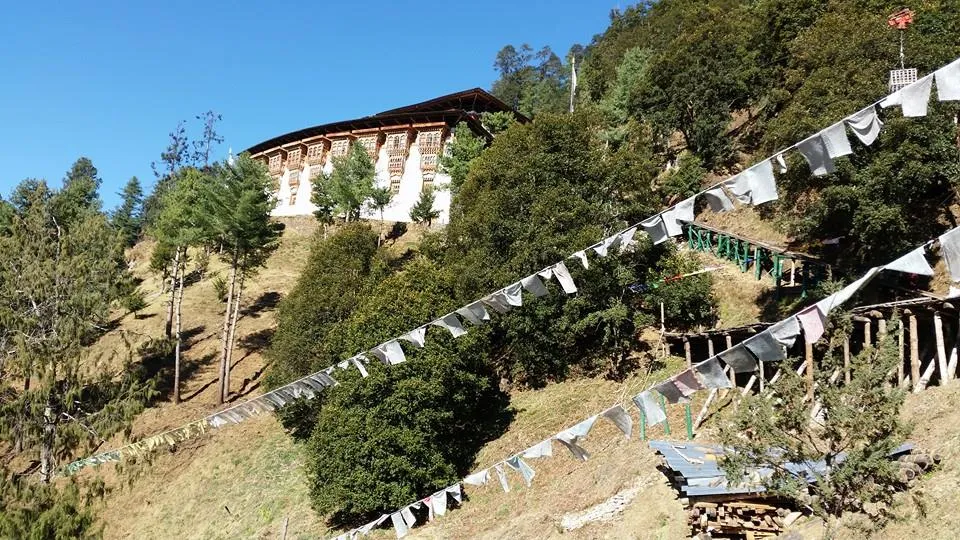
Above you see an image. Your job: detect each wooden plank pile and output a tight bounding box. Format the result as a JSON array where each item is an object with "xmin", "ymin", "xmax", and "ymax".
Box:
[
  {"xmin": 897, "ymin": 450, "xmax": 941, "ymax": 484},
  {"xmin": 689, "ymin": 500, "xmax": 801, "ymax": 539}
]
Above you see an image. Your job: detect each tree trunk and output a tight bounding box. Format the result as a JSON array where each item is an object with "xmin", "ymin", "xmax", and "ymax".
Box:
[
  {"xmin": 223, "ymin": 273, "xmax": 244, "ymax": 403},
  {"xmin": 40, "ymin": 400, "xmax": 55, "ymax": 483},
  {"xmin": 173, "ymin": 247, "xmax": 185, "ymax": 404},
  {"xmin": 217, "ymin": 257, "xmax": 238, "ymax": 405},
  {"xmin": 164, "ymin": 247, "xmax": 181, "ymax": 338},
  {"xmin": 13, "ymin": 378, "xmax": 29, "ymax": 453},
  {"xmin": 378, "ymin": 210, "xmax": 384, "ymax": 246}
]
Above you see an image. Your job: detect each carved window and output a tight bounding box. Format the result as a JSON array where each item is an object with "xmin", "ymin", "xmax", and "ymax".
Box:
[
  {"xmin": 287, "ymin": 170, "xmax": 300, "ymax": 188},
  {"xmin": 268, "ymin": 154, "xmax": 282, "ymax": 173},
  {"xmin": 385, "ymin": 132, "xmax": 409, "ymax": 179},
  {"xmin": 330, "ymin": 139, "xmax": 350, "ymax": 159},
  {"xmin": 287, "ymin": 148, "xmax": 302, "ymax": 170},
  {"xmin": 358, "ymin": 135, "xmax": 378, "ymax": 159},
  {"xmin": 307, "ymin": 143, "xmax": 325, "ymax": 164},
  {"xmin": 418, "ymin": 130, "xmax": 443, "ymax": 174},
  {"xmin": 390, "ymin": 176, "xmax": 402, "ymax": 194}
]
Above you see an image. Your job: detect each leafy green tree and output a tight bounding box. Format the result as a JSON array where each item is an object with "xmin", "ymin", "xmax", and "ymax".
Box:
[
  {"xmin": 151, "ymin": 168, "xmax": 212, "ymax": 403},
  {"xmin": 439, "ymin": 123, "xmax": 485, "ymax": 196},
  {"xmin": 0, "ymin": 179, "xmax": 153, "ymax": 482},
  {"xmin": 367, "ymin": 186, "xmax": 393, "ymax": 245},
  {"xmin": 0, "ymin": 471, "xmax": 101, "ymax": 539},
  {"xmin": 409, "ymin": 188, "xmax": 440, "ymax": 227},
  {"xmin": 205, "ymin": 155, "xmax": 283, "ymax": 403},
  {"xmin": 112, "ymin": 176, "xmax": 144, "ymax": 247},
  {"xmin": 314, "ymin": 143, "xmax": 376, "ymax": 222},
  {"xmin": 719, "ymin": 320, "xmax": 909, "ymax": 532}
]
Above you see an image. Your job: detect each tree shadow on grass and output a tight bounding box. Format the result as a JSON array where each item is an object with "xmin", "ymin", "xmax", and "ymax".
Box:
[
  {"xmin": 241, "ymin": 291, "xmax": 282, "ymax": 318},
  {"xmin": 136, "ymin": 337, "xmax": 211, "ymax": 404}
]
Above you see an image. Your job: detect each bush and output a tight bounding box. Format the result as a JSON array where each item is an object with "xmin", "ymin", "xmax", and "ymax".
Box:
[
  {"xmin": 0, "ymin": 471, "xmax": 102, "ymax": 539},
  {"xmin": 121, "ymin": 288, "xmax": 148, "ymax": 318},
  {"xmin": 211, "ymin": 275, "xmax": 228, "ymax": 303}
]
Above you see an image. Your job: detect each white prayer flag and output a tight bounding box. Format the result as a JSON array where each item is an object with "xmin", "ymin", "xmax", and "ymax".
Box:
[
  {"xmin": 371, "ymin": 340, "xmax": 407, "ymax": 365},
  {"xmin": 940, "ymin": 227, "xmax": 960, "ymax": 282},
  {"xmin": 884, "ymin": 246, "xmax": 934, "ymax": 276},
  {"xmin": 601, "ymin": 405, "xmax": 633, "ymax": 439},
  {"xmin": 399, "ymin": 327, "xmax": 426, "ymax": 348},
  {"xmin": 703, "ymin": 186, "xmax": 734, "ymax": 212},
  {"xmin": 431, "ymin": 314, "xmax": 467, "ymax": 338},
  {"xmin": 632, "ymin": 390, "xmax": 667, "ymax": 426},
  {"xmin": 569, "ymin": 250, "xmax": 590, "ymax": 269},
  {"xmin": 522, "ymin": 439, "xmax": 553, "ymax": 459},
  {"xmin": 821, "ymin": 123, "xmax": 853, "ymax": 159},
  {"xmin": 935, "ymin": 58, "xmax": 960, "ymax": 101},
  {"xmin": 797, "ymin": 135, "xmax": 836, "ymax": 177},
  {"xmin": 640, "ymin": 215, "xmax": 668, "ymax": 245},
  {"xmin": 463, "ymin": 469, "xmax": 489, "ymax": 486},
  {"xmin": 846, "ymin": 106, "xmax": 883, "ymax": 146},
  {"xmin": 551, "ymin": 261, "xmax": 578, "ymax": 294},
  {"xmin": 502, "ymin": 282, "xmax": 524, "ymax": 307},
  {"xmin": 520, "ymin": 274, "xmax": 550, "ymax": 297},
  {"xmin": 457, "ymin": 302, "xmax": 491, "ymax": 325}
]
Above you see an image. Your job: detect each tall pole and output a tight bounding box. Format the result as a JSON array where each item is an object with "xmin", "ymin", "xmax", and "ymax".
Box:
[{"xmin": 569, "ymin": 55, "xmax": 577, "ymax": 113}]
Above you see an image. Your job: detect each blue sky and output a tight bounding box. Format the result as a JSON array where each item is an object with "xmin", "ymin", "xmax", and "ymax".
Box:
[{"xmin": 0, "ymin": 0, "xmax": 618, "ymax": 210}]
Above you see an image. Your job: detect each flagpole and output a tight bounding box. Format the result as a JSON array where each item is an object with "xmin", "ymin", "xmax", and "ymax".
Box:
[{"xmin": 569, "ymin": 55, "xmax": 577, "ymax": 113}]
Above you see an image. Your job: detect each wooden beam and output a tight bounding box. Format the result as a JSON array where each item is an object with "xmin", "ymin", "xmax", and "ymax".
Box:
[
  {"xmin": 843, "ymin": 336, "xmax": 851, "ymax": 384},
  {"xmin": 863, "ymin": 319, "xmax": 872, "ymax": 348},
  {"xmin": 935, "ymin": 312, "xmax": 949, "ymax": 383},
  {"xmin": 898, "ymin": 316, "xmax": 906, "ymax": 386},
  {"xmin": 707, "ymin": 337, "xmax": 715, "ymax": 358},
  {"xmin": 806, "ymin": 337, "xmax": 815, "ymax": 400},
  {"xmin": 908, "ymin": 311, "xmax": 920, "ymax": 389},
  {"xmin": 684, "ymin": 337, "xmax": 692, "ymax": 368},
  {"xmin": 916, "ymin": 358, "xmax": 935, "ymax": 392}
]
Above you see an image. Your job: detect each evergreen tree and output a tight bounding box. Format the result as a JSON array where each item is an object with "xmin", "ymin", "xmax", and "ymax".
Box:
[
  {"xmin": 439, "ymin": 123, "xmax": 485, "ymax": 195},
  {"xmin": 112, "ymin": 176, "xmax": 144, "ymax": 247},
  {"xmin": 313, "ymin": 143, "xmax": 376, "ymax": 222},
  {"xmin": 367, "ymin": 186, "xmax": 393, "ymax": 245},
  {"xmin": 191, "ymin": 110, "xmax": 224, "ymax": 167},
  {"xmin": 719, "ymin": 320, "xmax": 909, "ymax": 531},
  {"xmin": 491, "ymin": 44, "xmax": 571, "ymax": 117},
  {"xmin": 151, "ymin": 168, "xmax": 212, "ymax": 403},
  {"xmin": 205, "ymin": 155, "xmax": 283, "ymax": 403},
  {"xmin": 0, "ymin": 179, "xmax": 153, "ymax": 483},
  {"xmin": 408, "ymin": 188, "xmax": 440, "ymax": 227}
]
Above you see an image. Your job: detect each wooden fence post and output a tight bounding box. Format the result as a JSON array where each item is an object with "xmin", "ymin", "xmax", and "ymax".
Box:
[
  {"xmin": 684, "ymin": 337, "xmax": 692, "ymax": 368},
  {"xmin": 908, "ymin": 310, "xmax": 920, "ymax": 389},
  {"xmin": 843, "ymin": 336, "xmax": 851, "ymax": 385},
  {"xmin": 934, "ymin": 311, "xmax": 949, "ymax": 384},
  {"xmin": 805, "ymin": 336, "xmax": 815, "ymax": 401},
  {"xmin": 898, "ymin": 316, "xmax": 906, "ymax": 387}
]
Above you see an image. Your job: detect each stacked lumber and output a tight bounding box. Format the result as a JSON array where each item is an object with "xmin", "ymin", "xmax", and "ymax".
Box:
[{"xmin": 689, "ymin": 500, "xmax": 802, "ymax": 539}]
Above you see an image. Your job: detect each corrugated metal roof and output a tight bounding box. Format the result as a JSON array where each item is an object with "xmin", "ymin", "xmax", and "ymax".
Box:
[{"xmin": 649, "ymin": 440, "xmax": 914, "ymax": 497}]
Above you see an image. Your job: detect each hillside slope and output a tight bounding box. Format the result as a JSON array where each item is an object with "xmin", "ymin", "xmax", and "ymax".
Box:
[{"xmin": 88, "ymin": 217, "xmax": 960, "ymax": 540}]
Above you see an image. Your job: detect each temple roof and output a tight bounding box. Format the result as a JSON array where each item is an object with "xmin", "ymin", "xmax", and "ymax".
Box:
[{"xmin": 245, "ymin": 88, "xmax": 524, "ymax": 156}]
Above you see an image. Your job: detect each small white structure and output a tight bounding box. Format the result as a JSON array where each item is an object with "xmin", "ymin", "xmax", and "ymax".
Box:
[{"xmin": 245, "ymin": 89, "xmax": 522, "ymax": 224}]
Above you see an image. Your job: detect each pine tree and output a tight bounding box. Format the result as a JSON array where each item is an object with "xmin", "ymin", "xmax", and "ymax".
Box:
[
  {"xmin": 366, "ymin": 187, "xmax": 393, "ymax": 245},
  {"xmin": 409, "ymin": 187, "xmax": 440, "ymax": 227},
  {"xmin": 151, "ymin": 168, "xmax": 212, "ymax": 403},
  {"xmin": 205, "ymin": 155, "xmax": 283, "ymax": 403},
  {"xmin": 0, "ymin": 178, "xmax": 154, "ymax": 483},
  {"xmin": 112, "ymin": 176, "xmax": 144, "ymax": 247}
]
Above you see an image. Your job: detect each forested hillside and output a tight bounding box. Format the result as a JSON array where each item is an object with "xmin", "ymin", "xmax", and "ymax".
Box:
[{"xmin": 2, "ymin": 1, "xmax": 960, "ymax": 539}]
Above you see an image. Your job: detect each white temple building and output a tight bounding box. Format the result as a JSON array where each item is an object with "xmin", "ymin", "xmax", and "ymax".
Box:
[{"xmin": 244, "ymin": 89, "xmax": 523, "ymax": 224}]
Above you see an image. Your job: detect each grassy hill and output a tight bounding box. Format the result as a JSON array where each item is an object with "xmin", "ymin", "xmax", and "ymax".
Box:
[{"xmin": 83, "ymin": 216, "xmax": 960, "ymax": 540}]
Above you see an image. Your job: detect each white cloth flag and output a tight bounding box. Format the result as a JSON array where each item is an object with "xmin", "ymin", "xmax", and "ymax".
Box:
[
  {"xmin": 446, "ymin": 484, "xmax": 463, "ymax": 504},
  {"xmin": 935, "ymin": 59, "xmax": 960, "ymax": 101},
  {"xmin": 663, "ymin": 196, "xmax": 696, "ymax": 237},
  {"xmin": 593, "ymin": 232, "xmax": 623, "ymax": 257},
  {"xmin": 431, "ymin": 314, "xmax": 467, "ymax": 338},
  {"xmin": 601, "ymin": 405, "xmax": 633, "ymax": 439},
  {"xmin": 457, "ymin": 302, "xmax": 490, "ymax": 325},
  {"xmin": 797, "ymin": 135, "xmax": 836, "ymax": 176},
  {"xmin": 703, "ymin": 186, "xmax": 734, "ymax": 212},
  {"xmin": 551, "ymin": 262, "xmax": 578, "ymax": 294},
  {"xmin": 401, "ymin": 505, "xmax": 418, "ymax": 528},
  {"xmin": 494, "ymin": 463, "xmax": 510, "ymax": 493},
  {"xmin": 775, "ymin": 153, "xmax": 788, "ymax": 173},
  {"xmin": 463, "ymin": 469, "xmax": 489, "ymax": 486},
  {"xmin": 391, "ymin": 512, "xmax": 408, "ymax": 539},
  {"xmin": 718, "ymin": 344, "xmax": 759, "ymax": 373},
  {"xmin": 569, "ymin": 250, "xmax": 590, "ymax": 270},
  {"xmin": 502, "ymin": 282, "xmax": 524, "ymax": 307},
  {"xmin": 884, "ymin": 247, "xmax": 934, "ymax": 276},
  {"xmin": 641, "ymin": 215, "xmax": 668, "ymax": 245},
  {"xmin": 554, "ymin": 415, "xmax": 598, "ymax": 461},
  {"xmin": 821, "ymin": 123, "xmax": 853, "ymax": 159},
  {"xmin": 350, "ymin": 355, "xmax": 369, "ymax": 378},
  {"xmin": 632, "ymin": 390, "xmax": 666, "ymax": 426},
  {"xmin": 723, "ymin": 173, "xmax": 753, "ymax": 204},
  {"xmin": 846, "ymin": 106, "xmax": 883, "ymax": 146},
  {"xmin": 902, "ymin": 75, "xmax": 935, "ymax": 117},
  {"xmin": 359, "ymin": 515, "xmax": 389, "ymax": 535},
  {"xmin": 481, "ymin": 291, "xmax": 512, "ymax": 313},
  {"xmin": 694, "ymin": 357, "xmax": 733, "ymax": 389},
  {"xmin": 399, "ymin": 327, "xmax": 426, "ymax": 348},
  {"xmin": 816, "ymin": 266, "xmax": 882, "ymax": 314},
  {"xmin": 655, "ymin": 380, "xmax": 687, "ymax": 404},
  {"xmin": 797, "ymin": 304, "xmax": 827, "ymax": 344},
  {"xmin": 769, "ymin": 316, "xmax": 801, "ymax": 348},
  {"xmin": 371, "ymin": 340, "xmax": 406, "ymax": 365},
  {"xmin": 742, "ymin": 159, "xmax": 778, "ymax": 205},
  {"xmin": 520, "ymin": 274, "xmax": 549, "ymax": 297},
  {"xmin": 505, "ymin": 456, "xmax": 536, "ymax": 487},
  {"xmin": 522, "ymin": 439, "xmax": 553, "ymax": 459},
  {"xmin": 429, "ymin": 490, "xmax": 448, "ymax": 517},
  {"xmin": 743, "ymin": 330, "xmax": 788, "ymax": 362},
  {"xmin": 940, "ymin": 227, "xmax": 960, "ymax": 282},
  {"xmin": 618, "ymin": 226, "xmax": 638, "ymax": 252}
]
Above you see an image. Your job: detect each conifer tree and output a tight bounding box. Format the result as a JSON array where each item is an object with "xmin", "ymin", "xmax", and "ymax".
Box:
[
  {"xmin": 112, "ymin": 176, "xmax": 144, "ymax": 247},
  {"xmin": 313, "ymin": 143, "xmax": 375, "ymax": 222},
  {"xmin": 0, "ymin": 177, "xmax": 153, "ymax": 483},
  {"xmin": 366, "ymin": 187, "xmax": 393, "ymax": 245},
  {"xmin": 205, "ymin": 155, "xmax": 282, "ymax": 403},
  {"xmin": 409, "ymin": 187, "xmax": 440, "ymax": 227}
]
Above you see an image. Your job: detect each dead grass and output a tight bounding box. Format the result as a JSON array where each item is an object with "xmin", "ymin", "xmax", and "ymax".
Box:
[
  {"xmin": 697, "ymin": 206, "xmax": 790, "ymax": 248},
  {"xmin": 691, "ymin": 250, "xmax": 776, "ymax": 327}
]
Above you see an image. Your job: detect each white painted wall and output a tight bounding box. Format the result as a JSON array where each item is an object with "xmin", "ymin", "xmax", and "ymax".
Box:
[{"xmin": 269, "ymin": 136, "xmax": 451, "ymax": 224}]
